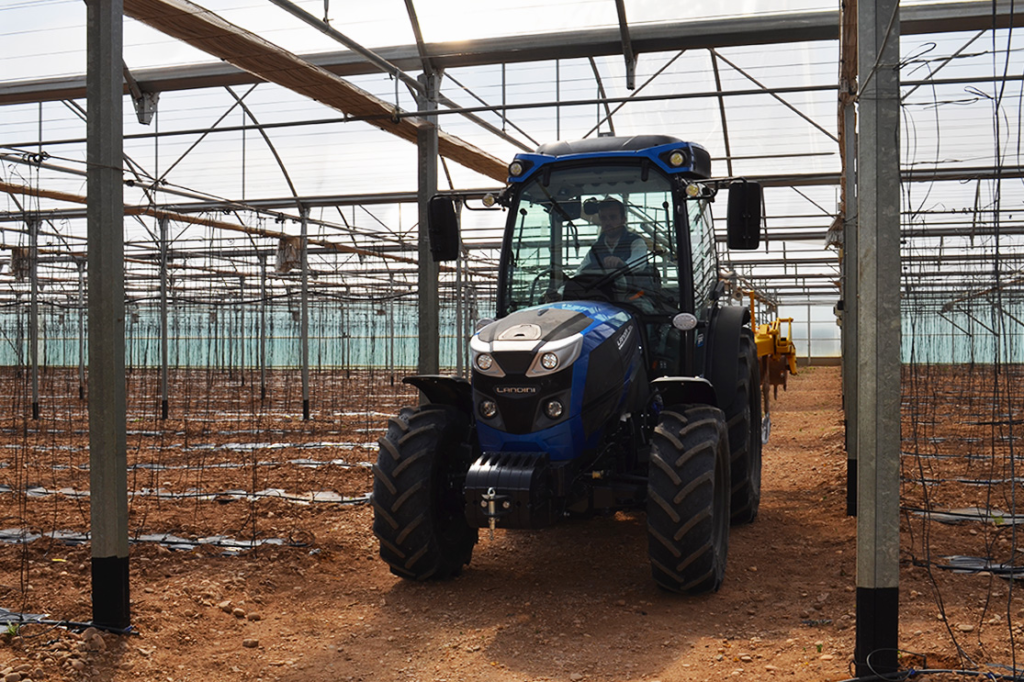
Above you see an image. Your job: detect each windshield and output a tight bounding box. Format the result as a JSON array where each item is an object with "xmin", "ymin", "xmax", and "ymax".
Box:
[{"xmin": 500, "ymin": 163, "xmax": 681, "ymax": 314}]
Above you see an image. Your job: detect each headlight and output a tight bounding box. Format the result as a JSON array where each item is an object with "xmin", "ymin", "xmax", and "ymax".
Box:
[
  {"xmin": 470, "ymin": 335, "xmax": 505, "ymax": 377},
  {"xmin": 525, "ymin": 334, "xmax": 583, "ymax": 377},
  {"xmin": 480, "ymin": 400, "xmax": 497, "ymax": 419},
  {"xmin": 544, "ymin": 400, "xmax": 563, "ymax": 419}
]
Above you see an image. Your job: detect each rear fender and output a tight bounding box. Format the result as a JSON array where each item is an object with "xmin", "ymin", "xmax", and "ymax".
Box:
[
  {"xmin": 403, "ymin": 375, "xmax": 473, "ymax": 417},
  {"xmin": 705, "ymin": 305, "xmax": 750, "ymax": 411},
  {"xmin": 652, "ymin": 376, "xmax": 717, "ymax": 408}
]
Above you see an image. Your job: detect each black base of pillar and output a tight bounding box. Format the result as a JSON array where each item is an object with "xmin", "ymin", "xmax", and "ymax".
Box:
[
  {"xmin": 79, "ymin": 385, "xmax": 85, "ymax": 401},
  {"xmin": 261, "ymin": 386, "xmax": 267, "ymax": 401},
  {"xmin": 91, "ymin": 555, "xmax": 130, "ymax": 629},
  {"xmin": 161, "ymin": 399, "xmax": 168, "ymax": 420},
  {"xmin": 31, "ymin": 402, "xmax": 39, "ymax": 420},
  {"xmin": 303, "ymin": 399, "xmax": 310, "ymax": 421},
  {"xmin": 847, "ymin": 458, "xmax": 857, "ymax": 517},
  {"xmin": 855, "ymin": 586, "xmax": 898, "ymax": 677}
]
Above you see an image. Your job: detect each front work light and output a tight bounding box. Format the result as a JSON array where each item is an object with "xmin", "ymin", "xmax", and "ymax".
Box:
[{"xmin": 509, "ymin": 161, "xmax": 525, "ymax": 177}]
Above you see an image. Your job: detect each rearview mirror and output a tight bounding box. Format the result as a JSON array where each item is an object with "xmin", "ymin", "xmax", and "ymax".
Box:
[
  {"xmin": 427, "ymin": 195, "xmax": 460, "ymax": 261},
  {"xmin": 726, "ymin": 181, "xmax": 762, "ymax": 250}
]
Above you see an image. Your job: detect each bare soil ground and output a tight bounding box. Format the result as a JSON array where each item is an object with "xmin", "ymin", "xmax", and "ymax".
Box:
[{"xmin": 0, "ymin": 365, "xmax": 1021, "ymax": 681}]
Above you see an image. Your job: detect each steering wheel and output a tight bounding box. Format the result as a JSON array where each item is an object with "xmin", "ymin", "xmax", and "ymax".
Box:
[
  {"xmin": 529, "ymin": 265, "xmax": 567, "ymax": 303},
  {"xmin": 561, "ymin": 270, "xmax": 614, "ymax": 303}
]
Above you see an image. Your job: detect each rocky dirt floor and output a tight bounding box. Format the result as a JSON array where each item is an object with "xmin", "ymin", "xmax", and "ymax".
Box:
[{"xmin": 0, "ymin": 365, "xmax": 1021, "ymax": 681}]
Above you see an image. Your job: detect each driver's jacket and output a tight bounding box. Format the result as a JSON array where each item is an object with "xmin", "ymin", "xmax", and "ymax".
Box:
[{"xmin": 577, "ymin": 229, "xmax": 649, "ymax": 274}]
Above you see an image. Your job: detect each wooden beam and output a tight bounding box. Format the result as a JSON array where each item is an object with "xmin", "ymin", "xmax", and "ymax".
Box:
[
  {"xmin": 122, "ymin": 0, "xmax": 507, "ymax": 182},
  {"xmin": 0, "ymin": 180, "xmax": 418, "ymax": 265}
]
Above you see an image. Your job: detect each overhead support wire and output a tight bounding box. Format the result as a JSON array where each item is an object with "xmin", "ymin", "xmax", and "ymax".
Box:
[
  {"xmin": 900, "ymin": 29, "xmax": 987, "ymax": 101},
  {"xmin": 223, "ymin": 86, "xmax": 300, "ymax": 204},
  {"xmin": 583, "ymin": 50, "xmax": 686, "ymax": 139},
  {"xmin": 710, "ymin": 48, "xmax": 839, "ymax": 143}
]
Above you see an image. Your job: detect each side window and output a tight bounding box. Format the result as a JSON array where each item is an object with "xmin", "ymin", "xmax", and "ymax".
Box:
[{"xmin": 687, "ymin": 199, "xmax": 717, "ymax": 311}]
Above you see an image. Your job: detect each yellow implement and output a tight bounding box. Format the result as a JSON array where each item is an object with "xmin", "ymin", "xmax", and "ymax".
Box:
[{"xmin": 746, "ymin": 292, "xmax": 799, "ymax": 410}]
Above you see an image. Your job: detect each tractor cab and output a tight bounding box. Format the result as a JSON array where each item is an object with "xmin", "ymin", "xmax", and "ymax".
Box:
[{"xmin": 496, "ymin": 135, "xmax": 723, "ymax": 378}]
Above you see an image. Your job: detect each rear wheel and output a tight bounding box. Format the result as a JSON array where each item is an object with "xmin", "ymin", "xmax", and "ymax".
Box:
[
  {"xmin": 646, "ymin": 405, "xmax": 731, "ymax": 594},
  {"xmin": 727, "ymin": 330, "xmax": 763, "ymax": 524},
  {"xmin": 372, "ymin": 405, "xmax": 478, "ymax": 580}
]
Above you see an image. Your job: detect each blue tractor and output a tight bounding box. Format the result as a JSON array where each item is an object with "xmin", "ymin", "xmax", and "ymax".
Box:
[{"xmin": 373, "ymin": 135, "xmax": 764, "ymax": 593}]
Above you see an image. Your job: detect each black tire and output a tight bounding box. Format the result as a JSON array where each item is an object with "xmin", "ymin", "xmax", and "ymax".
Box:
[
  {"xmin": 646, "ymin": 405, "xmax": 731, "ymax": 594},
  {"xmin": 726, "ymin": 330, "xmax": 763, "ymax": 525},
  {"xmin": 372, "ymin": 405, "xmax": 478, "ymax": 580}
]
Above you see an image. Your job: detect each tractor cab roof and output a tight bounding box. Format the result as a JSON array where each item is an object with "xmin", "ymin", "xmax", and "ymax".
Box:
[{"xmin": 507, "ymin": 135, "xmax": 711, "ymax": 184}]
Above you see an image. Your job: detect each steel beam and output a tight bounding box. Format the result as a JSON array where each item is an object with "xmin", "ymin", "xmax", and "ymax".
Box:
[{"xmin": 417, "ymin": 72, "xmax": 440, "ymax": 375}]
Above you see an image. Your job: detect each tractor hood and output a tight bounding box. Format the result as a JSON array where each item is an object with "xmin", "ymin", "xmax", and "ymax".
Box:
[
  {"xmin": 472, "ymin": 301, "xmax": 631, "ymax": 369},
  {"xmin": 471, "ymin": 301, "xmax": 645, "ymax": 461}
]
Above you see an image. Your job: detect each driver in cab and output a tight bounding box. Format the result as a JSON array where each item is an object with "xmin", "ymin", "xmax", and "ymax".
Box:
[{"xmin": 578, "ymin": 198, "xmax": 649, "ymax": 275}]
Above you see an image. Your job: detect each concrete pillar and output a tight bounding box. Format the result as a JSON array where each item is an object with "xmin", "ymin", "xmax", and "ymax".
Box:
[
  {"xmin": 854, "ymin": 0, "xmax": 901, "ymax": 673},
  {"xmin": 87, "ymin": 0, "xmax": 130, "ymax": 629}
]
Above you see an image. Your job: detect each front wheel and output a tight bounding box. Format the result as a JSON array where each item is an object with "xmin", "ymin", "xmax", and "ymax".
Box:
[
  {"xmin": 372, "ymin": 405, "xmax": 478, "ymax": 580},
  {"xmin": 646, "ymin": 405, "xmax": 731, "ymax": 594}
]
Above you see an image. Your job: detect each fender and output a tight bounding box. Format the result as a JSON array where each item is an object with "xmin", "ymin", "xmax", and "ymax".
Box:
[
  {"xmin": 403, "ymin": 375, "xmax": 473, "ymax": 416},
  {"xmin": 651, "ymin": 376, "xmax": 717, "ymax": 408},
  {"xmin": 705, "ymin": 305, "xmax": 750, "ymax": 412}
]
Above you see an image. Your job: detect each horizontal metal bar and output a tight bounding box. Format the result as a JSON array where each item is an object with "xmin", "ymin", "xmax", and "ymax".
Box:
[{"xmin": 1, "ymin": 1, "xmax": 1012, "ymax": 105}]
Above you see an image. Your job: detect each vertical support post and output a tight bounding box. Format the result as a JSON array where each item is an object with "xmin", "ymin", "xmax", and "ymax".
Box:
[
  {"xmin": 855, "ymin": 0, "xmax": 900, "ymax": 674},
  {"xmin": 389, "ymin": 293, "xmax": 395, "ymax": 385},
  {"xmin": 417, "ymin": 72, "xmax": 440, "ymax": 375},
  {"xmin": 239, "ymin": 276, "xmax": 245, "ymax": 385},
  {"xmin": 806, "ymin": 305, "xmax": 812, "ymax": 366},
  {"xmin": 77, "ymin": 260, "xmax": 86, "ymax": 401},
  {"xmin": 159, "ymin": 216, "xmax": 169, "ymax": 420},
  {"xmin": 28, "ymin": 216, "xmax": 39, "ymax": 420},
  {"xmin": 843, "ymin": 101, "xmax": 858, "ymax": 516},
  {"xmin": 300, "ymin": 208, "xmax": 310, "ymax": 420},
  {"xmin": 841, "ymin": 0, "xmax": 859, "ymax": 519},
  {"xmin": 87, "ymin": 0, "xmax": 129, "ymax": 629},
  {"xmin": 259, "ymin": 254, "xmax": 267, "ymax": 402},
  {"xmin": 455, "ymin": 240, "xmax": 463, "ymax": 378}
]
